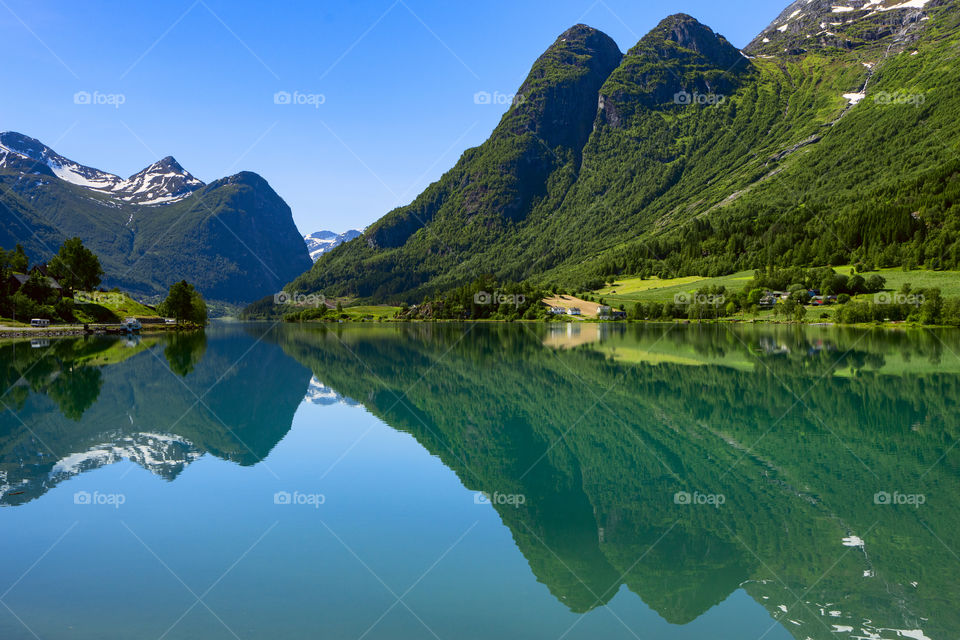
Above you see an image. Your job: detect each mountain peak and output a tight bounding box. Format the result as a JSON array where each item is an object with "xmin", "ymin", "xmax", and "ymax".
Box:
[
  {"xmin": 557, "ymin": 23, "xmax": 607, "ymax": 40},
  {"xmin": 152, "ymin": 155, "xmax": 181, "ymax": 170},
  {"xmin": 501, "ymin": 23, "xmax": 621, "ymax": 151},
  {"xmin": 550, "ymin": 23, "xmax": 620, "ymax": 53},
  {"xmin": 636, "ymin": 13, "xmax": 745, "ymax": 69},
  {"xmin": 117, "ymin": 155, "xmax": 203, "ymax": 205}
]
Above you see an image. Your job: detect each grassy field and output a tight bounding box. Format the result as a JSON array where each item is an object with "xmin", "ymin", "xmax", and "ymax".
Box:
[
  {"xmin": 590, "ymin": 270, "xmax": 756, "ymax": 305},
  {"xmin": 590, "ymin": 267, "xmax": 960, "ymax": 307},
  {"xmin": 839, "ymin": 266, "xmax": 960, "ymax": 299},
  {"xmin": 338, "ymin": 305, "xmax": 401, "ymax": 321},
  {"xmin": 74, "ymin": 291, "xmax": 159, "ymax": 323}
]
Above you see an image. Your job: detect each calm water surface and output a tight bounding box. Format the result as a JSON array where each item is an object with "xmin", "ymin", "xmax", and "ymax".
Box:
[{"xmin": 1, "ymin": 322, "xmax": 958, "ymax": 639}]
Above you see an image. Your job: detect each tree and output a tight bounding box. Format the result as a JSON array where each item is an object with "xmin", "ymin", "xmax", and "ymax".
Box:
[
  {"xmin": 159, "ymin": 280, "xmax": 206, "ymax": 325},
  {"xmin": 865, "ymin": 274, "xmax": 886, "ymax": 293},
  {"xmin": 9, "ymin": 244, "xmax": 28, "ymax": 273},
  {"xmin": 48, "ymin": 237, "xmax": 104, "ymax": 291},
  {"xmin": 191, "ymin": 293, "xmax": 208, "ymax": 325}
]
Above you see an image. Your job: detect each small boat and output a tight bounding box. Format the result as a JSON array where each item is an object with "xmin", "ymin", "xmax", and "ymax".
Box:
[{"xmin": 122, "ymin": 317, "xmax": 142, "ymax": 333}]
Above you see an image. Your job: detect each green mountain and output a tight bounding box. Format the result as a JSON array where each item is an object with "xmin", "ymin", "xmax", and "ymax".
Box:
[
  {"xmin": 0, "ymin": 132, "xmax": 311, "ymax": 304},
  {"xmin": 290, "ymin": 0, "xmax": 960, "ymax": 302}
]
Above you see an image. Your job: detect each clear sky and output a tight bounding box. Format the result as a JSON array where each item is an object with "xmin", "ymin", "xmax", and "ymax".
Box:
[{"xmin": 0, "ymin": 0, "xmax": 785, "ymax": 235}]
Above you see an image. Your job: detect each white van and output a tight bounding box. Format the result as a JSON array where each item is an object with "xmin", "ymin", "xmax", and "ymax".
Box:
[{"xmin": 30, "ymin": 318, "xmax": 50, "ymax": 328}]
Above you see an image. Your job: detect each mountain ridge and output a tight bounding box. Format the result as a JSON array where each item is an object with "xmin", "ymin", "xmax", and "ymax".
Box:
[
  {"xmin": 0, "ymin": 131, "xmax": 205, "ymax": 204},
  {"xmin": 0, "ymin": 132, "xmax": 311, "ymax": 304}
]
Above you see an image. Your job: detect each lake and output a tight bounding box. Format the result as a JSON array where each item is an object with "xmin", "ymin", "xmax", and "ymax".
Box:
[{"xmin": 1, "ymin": 322, "xmax": 957, "ymax": 639}]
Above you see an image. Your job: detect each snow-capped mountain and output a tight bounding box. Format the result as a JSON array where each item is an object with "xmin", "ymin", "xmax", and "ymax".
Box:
[
  {"xmin": 304, "ymin": 229, "xmax": 363, "ymax": 261},
  {"xmin": 0, "ymin": 131, "xmax": 124, "ymax": 190},
  {"xmin": 747, "ymin": 0, "xmax": 933, "ymax": 54},
  {"xmin": 0, "ymin": 130, "xmax": 311, "ymax": 303},
  {"xmin": 0, "ymin": 131, "xmax": 204, "ymax": 205},
  {"xmin": 111, "ymin": 156, "xmax": 204, "ymax": 205}
]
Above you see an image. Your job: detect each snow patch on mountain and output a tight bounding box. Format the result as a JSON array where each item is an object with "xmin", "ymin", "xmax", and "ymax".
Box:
[
  {"xmin": 877, "ymin": 0, "xmax": 930, "ymax": 10},
  {"xmin": 843, "ymin": 91, "xmax": 866, "ymax": 104}
]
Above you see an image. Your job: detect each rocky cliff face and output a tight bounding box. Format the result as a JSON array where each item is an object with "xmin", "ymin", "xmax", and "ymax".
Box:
[
  {"xmin": 361, "ymin": 24, "xmax": 623, "ymax": 251},
  {"xmin": 745, "ymin": 0, "xmax": 937, "ymax": 56},
  {"xmin": 597, "ymin": 14, "xmax": 750, "ymax": 126}
]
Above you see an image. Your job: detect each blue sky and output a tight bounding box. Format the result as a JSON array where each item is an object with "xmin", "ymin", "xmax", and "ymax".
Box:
[{"xmin": 0, "ymin": 0, "xmax": 785, "ymax": 234}]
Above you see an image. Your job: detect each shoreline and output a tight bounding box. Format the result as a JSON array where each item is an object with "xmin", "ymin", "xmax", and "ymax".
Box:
[
  {"xmin": 274, "ymin": 317, "xmax": 958, "ymax": 330},
  {"xmin": 0, "ymin": 324, "xmax": 202, "ymax": 339}
]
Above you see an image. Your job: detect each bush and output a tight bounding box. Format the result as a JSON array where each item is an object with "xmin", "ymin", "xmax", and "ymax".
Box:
[{"xmin": 54, "ymin": 298, "xmax": 76, "ymax": 323}]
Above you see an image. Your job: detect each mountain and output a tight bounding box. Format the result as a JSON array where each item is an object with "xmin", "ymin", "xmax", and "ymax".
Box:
[
  {"xmin": 288, "ymin": 1, "xmax": 960, "ymax": 302},
  {"xmin": 746, "ymin": 0, "xmax": 934, "ymax": 55},
  {"xmin": 304, "ymin": 229, "xmax": 363, "ymax": 261},
  {"xmin": 0, "ymin": 132, "xmax": 204, "ymax": 204},
  {"xmin": 0, "ymin": 132, "xmax": 311, "ymax": 304}
]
